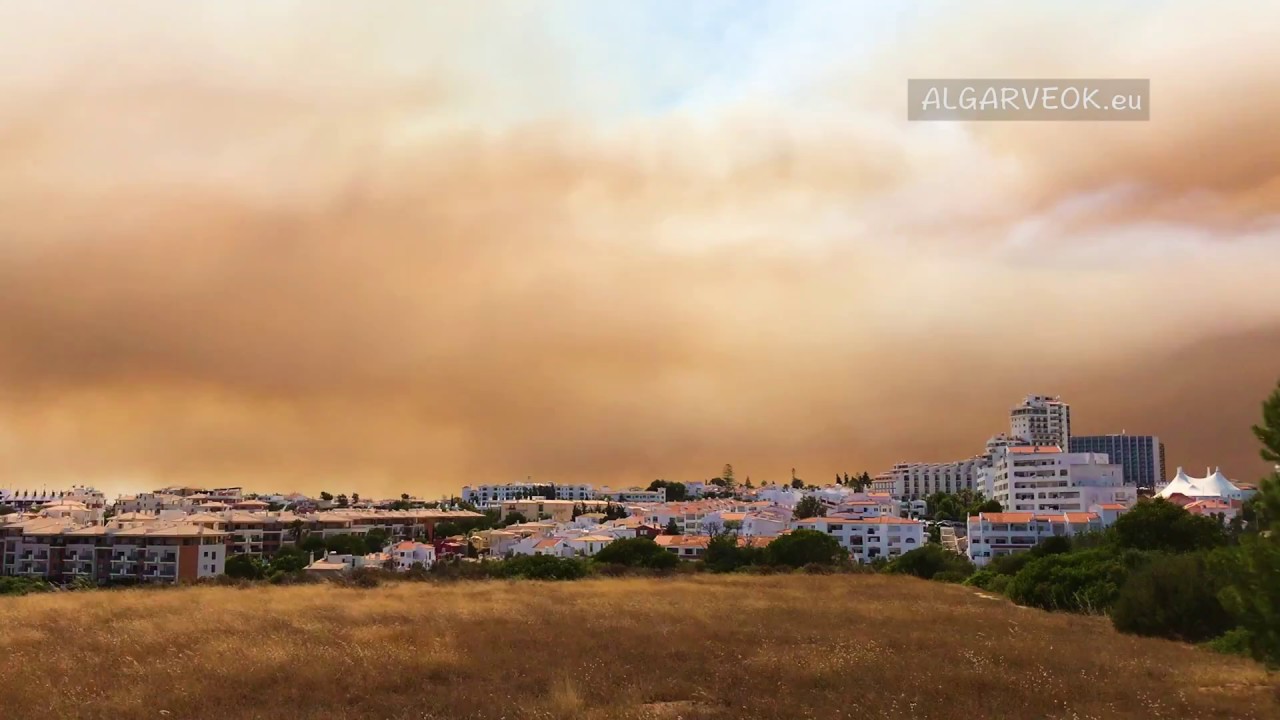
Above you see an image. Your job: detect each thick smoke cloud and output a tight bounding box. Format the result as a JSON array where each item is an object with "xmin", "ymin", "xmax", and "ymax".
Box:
[{"xmin": 1, "ymin": 2, "xmax": 1278, "ymax": 497}]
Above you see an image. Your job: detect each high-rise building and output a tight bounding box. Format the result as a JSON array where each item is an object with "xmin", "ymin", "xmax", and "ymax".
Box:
[
  {"xmin": 1068, "ymin": 434, "xmax": 1164, "ymax": 489},
  {"xmin": 984, "ymin": 446, "xmax": 1134, "ymax": 513},
  {"xmin": 1010, "ymin": 394, "xmax": 1071, "ymax": 448}
]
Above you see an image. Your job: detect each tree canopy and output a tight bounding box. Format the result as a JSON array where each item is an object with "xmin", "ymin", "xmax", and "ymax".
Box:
[
  {"xmin": 792, "ymin": 495, "xmax": 826, "ymax": 520},
  {"xmin": 1112, "ymin": 498, "xmax": 1227, "ymax": 554},
  {"xmin": 765, "ymin": 529, "xmax": 845, "ymax": 568}
]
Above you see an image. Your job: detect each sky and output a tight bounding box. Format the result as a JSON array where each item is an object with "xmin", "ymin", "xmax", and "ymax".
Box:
[{"xmin": 1, "ymin": 1, "xmax": 1279, "ymax": 499}]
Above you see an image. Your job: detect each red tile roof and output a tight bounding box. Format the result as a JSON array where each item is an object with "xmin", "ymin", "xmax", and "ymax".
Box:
[{"xmin": 979, "ymin": 512, "xmax": 1036, "ymax": 523}]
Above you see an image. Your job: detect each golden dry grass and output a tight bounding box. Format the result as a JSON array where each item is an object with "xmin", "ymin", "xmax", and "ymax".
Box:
[{"xmin": 1, "ymin": 574, "xmax": 1276, "ymax": 719}]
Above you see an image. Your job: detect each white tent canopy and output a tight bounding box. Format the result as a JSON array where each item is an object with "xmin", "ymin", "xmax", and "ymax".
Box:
[{"xmin": 1156, "ymin": 467, "xmax": 1246, "ymax": 500}]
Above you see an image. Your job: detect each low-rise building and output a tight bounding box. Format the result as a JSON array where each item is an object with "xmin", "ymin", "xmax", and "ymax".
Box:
[
  {"xmin": 0, "ymin": 486, "xmax": 107, "ymax": 512},
  {"xmin": 966, "ymin": 508, "xmax": 1126, "ymax": 566},
  {"xmin": 387, "ymin": 541, "xmax": 437, "ymax": 569},
  {"xmin": 501, "ymin": 498, "xmax": 581, "ymax": 523},
  {"xmin": 794, "ymin": 516, "xmax": 926, "ymax": 562},
  {"xmin": 654, "ymin": 534, "xmax": 710, "ymax": 560},
  {"xmin": 565, "ymin": 534, "xmax": 615, "ymax": 556},
  {"xmin": 741, "ymin": 507, "xmax": 792, "ymax": 537},
  {"xmin": 593, "ymin": 486, "xmax": 666, "ymax": 503}
]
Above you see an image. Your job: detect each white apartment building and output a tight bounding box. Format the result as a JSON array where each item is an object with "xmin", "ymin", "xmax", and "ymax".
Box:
[
  {"xmin": 752, "ymin": 486, "xmax": 802, "ymax": 508},
  {"xmin": 0, "ymin": 486, "xmax": 107, "ymax": 512},
  {"xmin": 967, "ymin": 509, "xmax": 1125, "ymax": 566},
  {"xmin": 461, "ymin": 482, "xmax": 600, "ymax": 508},
  {"xmin": 1010, "ymin": 394, "xmax": 1071, "ymax": 448},
  {"xmin": 593, "ymin": 486, "xmax": 666, "ymax": 503},
  {"xmin": 794, "ymin": 515, "xmax": 925, "ymax": 563},
  {"xmin": 114, "ymin": 492, "xmax": 194, "ymax": 515},
  {"xmin": 882, "ymin": 457, "xmax": 984, "ymax": 500},
  {"xmin": 986, "ymin": 447, "xmax": 1134, "ymax": 513},
  {"xmin": 741, "ymin": 508, "xmax": 792, "ymax": 536}
]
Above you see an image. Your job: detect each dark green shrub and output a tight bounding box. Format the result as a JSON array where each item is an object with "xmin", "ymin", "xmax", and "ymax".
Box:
[
  {"xmin": 766, "ymin": 530, "xmax": 846, "ymax": 568},
  {"xmin": 1113, "ymin": 499, "xmax": 1227, "ymax": 554},
  {"xmin": 594, "ymin": 537, "xmax": 675, "ymax": 569},
  {"xmin": 492, "ymin": 554, "xmax": 589, "ymax": 581},
  {"xmin": 1205, "ymin": 628, "xmax": 1255, "ymax": 659},
  {"xmin": 1005, "ymin": 548, "xmax": 1139, "ymax": 613},
  {"xmin": 887, "ymin": 544, "xmax": 974, "ymax": 581},
  {"xmin": 1111, "ymin": 553, "xmax": 1234, "ymax": 642}
]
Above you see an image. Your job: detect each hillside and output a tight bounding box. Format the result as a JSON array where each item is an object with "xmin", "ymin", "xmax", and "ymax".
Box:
[{"xmin": 1, "ymin": 575, "xmax": 1275, "ymax": 720}]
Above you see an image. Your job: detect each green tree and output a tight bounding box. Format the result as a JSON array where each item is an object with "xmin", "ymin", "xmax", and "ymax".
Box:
[
  {"xmin": 0, "ymin": 504, "xmax": 15, "ymax": 516},
  {"xmin": 400, "ymin": 493, "xmax": 410, "ymax": 501},
  {"xmin": 888, "ymin": 544, "xmax": 974, "ymax": 581},
  {"xmin": 704, "ymin": 533, "xmax": 763, "ymax": 573},
  {"xmin": 663, "ymin": 518, "xmax": 681, "ymax": 535},
  {"xmin": 288, "ymin": 520, "xmax": 305, "ymax": 543},
  {"xmin": 0, "ymin": 577, "xmax": 52, "ymax": 595},
  {"xmin": 364, "ymin": 528, "xmax": 390, "ymax": 553},
  {"xmin": 351, "ymin": 493, "xmax": 361, "ymax": 505},
  {"xmin": 1111, "ymin": 552, "xmax": 1233, "ymax": 643},
  {"xmin": 1005, "ymin": 548, "xmax": 1139, "ymax": 613},
  {"xmin": 491, "ymin": 555, "xmax": 589, "ymax": 581},
  {"xmin": 1252, "ymin": 379, "xmax": 1280, "ymax": 464},
  {"xmin": 766, "ymin": 529, "xmax": 845, "ymax": 568},
  {"xmin": 1113, "ymin": 499, "xmax": 1227, "ymax": 553},
  {"xmin": 973, "ymin": 499, "xmax": 1003, "ymax": 514},
  {"xmin": 494, "ymin": 509, "xmax": 524, "ymax": 527},
  {"xmin": 721, "ymin": 464, "xmax": 735, "ymax": 488},
  {"xmin": 594, "ymin": 537, "xmax": 677, "ymax": 569},
  {"xmin": 319, "ymin": 492, "xmax": 333, "ymax": 502},
  {"xmin": 647, "ymin": 480, "xmax": 687, "ymax": 502},
  {"xmin": 790, "ymin": 477, "xmax": 804, "ymax": 490},
  {"xmin": 1209, "ymin": 379, "xmax": 1280, "ymax": 665},
  {"xmin": 324, "ymin": 534, "xmax": 368, "ymax": 556},
  {"xmin": 1214, "ymin": 537, "xmax": 1280, "ymax": 665},
  {"xmin": 792, "ymin": 495, "xmax": 825, "ymax": 520},
  {"xmin": 268, "ymin": 546, "xmax": 309, "ymax": 574},
  {"xmin": 336, "ymin": 494, "xmax": 350, "ymax": 508},
  {"xmin": 225, "ymin": 554, "xmax": 266, "ymax": 580}
]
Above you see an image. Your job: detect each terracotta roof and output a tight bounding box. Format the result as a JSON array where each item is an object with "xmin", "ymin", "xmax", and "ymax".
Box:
[
  {"xmin": 1007, "ymin": 446, "xmax": 1063, "ymax": 454},
  {"xmin": 979, "ymin": 512, "xmax": 1036, "ymax": 523},
  {"xmin": 799, "ymin": 515, "xmax": 921, "ymax": 525}
]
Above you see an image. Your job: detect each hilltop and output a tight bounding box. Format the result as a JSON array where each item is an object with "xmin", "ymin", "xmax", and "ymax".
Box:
[{"xmin": 1, "ymin": 574, "xmax": 1275, "ymax": 720}]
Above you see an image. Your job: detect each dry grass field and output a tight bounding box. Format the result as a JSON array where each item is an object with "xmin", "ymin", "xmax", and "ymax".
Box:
[{"xmin": 1, "ymin": 574, "xmax": 1276, "ymax": 720}]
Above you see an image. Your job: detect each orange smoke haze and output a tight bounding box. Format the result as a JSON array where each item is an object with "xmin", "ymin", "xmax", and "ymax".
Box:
[{"xmin": 1, "ymin": 3, "xmax": 1278, "ymax": 498}]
